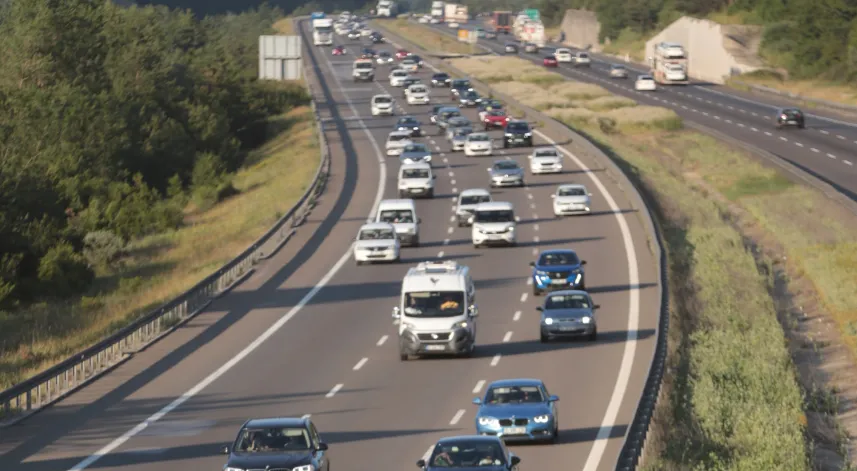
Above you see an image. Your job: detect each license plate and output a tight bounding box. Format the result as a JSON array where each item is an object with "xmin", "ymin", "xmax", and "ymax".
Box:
[
  {"xmin": 411, "ymin": 188, "xmax": 424, "ymax": 193},
  {"xmin": 514, "ymin": 138, "xmax": 523, "ymax": 142},
  {"xmin": 551, "ymin": 279, "xmax": 567, "ymax": 285},
  {"xmin": 425, "ymin": 345, "xmax": 445, "ymax": 351},
  {"xmin": 559, "ymin": 326, "xmax": 579, "ymax": 332},
  {"xmin": 503, "ymin": 427, "xmax": 526, "ymax": 435}
]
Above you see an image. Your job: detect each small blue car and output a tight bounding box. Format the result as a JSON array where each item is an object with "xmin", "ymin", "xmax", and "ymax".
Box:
[
  {"xmin": 472, "ymin": 378, "xmax": 559, "ymax": 443},
  {"xmin": 530, "ymin": 249, "xmax": 587, "ymax": 295}
]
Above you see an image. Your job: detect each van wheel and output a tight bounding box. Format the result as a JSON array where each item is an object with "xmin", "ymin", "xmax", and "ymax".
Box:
[
  {"xmin": 533, "ymin": 285, "xmax": 541, "ymax": 296},
  {"xmin": 412, "ymin": 237, "xmax": 419, "ymax": 247},
  {"xmin": 540, "ymin": 332, "xmax": 549, "ymax": 343},
  {"xmin": 356, "ymin": 260, "xmax": 364, "ymax": 266},
  {"xmin": 426, "ymin": 189, "xmax": 434, "ymax": 198},
  {"xmin": 589, "ymin": 329, "xmax": 598, "ymax": 341}
]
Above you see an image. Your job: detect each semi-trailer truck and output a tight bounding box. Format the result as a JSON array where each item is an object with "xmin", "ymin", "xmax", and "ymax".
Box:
[
  {"xmin": 431, "ymin": 1, "xmax": 444, "ymax": 19},
  {"xmin": 650, "ymin": 42, "xmax": 689, "ymax": 84},
  {"xmin": 491, "ymin": 11, "xmax": 511, "ymax": 34},
  {"xmin": 444, "ymin": 3, "xmax": 468, "ymax": 23},
  {"xmin": 312, "ymin": 18, "xmax": 334, "ymax": 46},
  {"xmin": 377, "ymin": 0, "xmax": 397, "ymax": 17}
]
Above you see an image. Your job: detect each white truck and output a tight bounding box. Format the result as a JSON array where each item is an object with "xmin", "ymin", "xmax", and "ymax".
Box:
[
  {"xmin": 650, "ymin": 42, "xmax": 689, "ymax": 85},
  {"xmin": 377, "ymin": 0, "xmax": 396, "ymax": 17},
  {"xmin": 431, "ymin": 1, "xmax": 444, "ymax": 19},
  {"xmin": 513, "ymin": 14, "xmax": 545, "ymax": 47},
  {"xmin": 312, "ymin": 18, "xmax": 334, "ymax": 46},
  {"xmin": 444, "ymin": 3, "xmax": 468, "ymax": 23}
]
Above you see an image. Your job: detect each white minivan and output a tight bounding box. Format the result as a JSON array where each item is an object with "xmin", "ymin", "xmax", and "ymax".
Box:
[
  {"xmin": 398, "ymin": 162, "xmax": 436, "ymax": 199},
  {"xmin": 375, "ymin": 199, "xmax": 420, "ymax": 246},
  {"xmin": 392, "ymin": 261, "xmax": 478, "ymax": 360},
  {"xmin": 470, "ymin": 201, "xmax": 517, "ymax": 248}
]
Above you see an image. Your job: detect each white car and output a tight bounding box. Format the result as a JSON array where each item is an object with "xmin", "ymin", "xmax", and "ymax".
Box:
[
  {"xmin": 353, "ymin": 222, "xmax": 400, "ymax": 264},
  {"xmin": 405, "ymin": 84, "xmax": 431, "ymax": 105},
  {"xmin": 635, "ymin": 75, "xmax": 657, "ymax": 91},
  {"xmin": 528, "ymin": 146, "xmax": 563, "ymax": 174},
  {"xmin": 463, "ymin": 132, "xmax": 494, "ymax": 156},
  {"xmin": 371, "ymin": 94, "xmax": 395, "ymax": 116},
  {"xmin": 398, "ymin": 162, "xmax": 436, "ymax": 199},
  {"xmin": 430, "ymin": 18, "xmax": 441, "ymax": 24},
  {"xmin": 555, "ymin": 48, "xmax": 573, "ymax": 63},
  {"xmin": 552, "ymin": 184, "xmax": 592, "ymax": 216},
  {"xmin": 572, "ymin": 52, "xmax": 591, "ymax": 67},
  {"xmin": 455, "ymin": 189, "xmax": 492, "ymax": 227},
  {"xmin": 418, "ymin": 16, "xmax": 429, "ymax": 23},
  {"xmin": 386, "ymin": 130, "xmax": 413, "ymax": 156},
  {"xmin": 360, "ymin": 27, "xmax": 372, "ymax": 36},
  {"xmin": 448, "ymin": 22, "xmax": 460, "ymax": 28},
  {"xmin": 402, "ymin": 59, "xmax": 419, "ymax": 73},
  {"xmin": 470, "ymin": 202, "xmax": 516, "ymax": 248},
  {"xmin": 389, "ymin": 69, "xmax": 409, "ymax": 87}
]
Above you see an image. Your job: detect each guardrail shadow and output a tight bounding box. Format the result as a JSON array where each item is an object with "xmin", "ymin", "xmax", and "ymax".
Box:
[{"xmin": 474, "ymin": 329, "xmax": 657, "ymax": 358}]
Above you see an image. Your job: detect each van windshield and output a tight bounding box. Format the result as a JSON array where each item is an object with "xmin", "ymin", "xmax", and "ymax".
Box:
[
  {"xmin": 403, "ymin": 169, "xmax": 430, "ymax": 178},
  {"xmin": 404, "ymin": 291, "xmax": 465, "ymax": 317},
  {"xmin": 475, "ymin": 210, "xmax": 514, "ymax": 222},
  {"xmin": 379, "ymin": 209, "xmax": 414, "ymax": 224}
]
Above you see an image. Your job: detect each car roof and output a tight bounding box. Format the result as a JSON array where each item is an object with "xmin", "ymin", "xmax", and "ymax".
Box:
[
  {"xmin": 359, "ymin": 222, "xmax": 395, "ymax": 231},
  {"xmin": 557, "ymin": 183, "xmax": 587, "ymax": 190},
  {"xmin": 486, "ymin": 378, "xmax": 544, "ymax": 388},
  {"xmin": 533, "ymin": 146, "xmax": 558, "ymax": 153},
  {"xmin": 378, "ymin": 198, "xmax": 416, "ymax": 209},
  {"xmin": 436, "ymin": 435, "xmax": 501, "ymax": 445},
  {"xmin": 638, "ymin": 75, "xmax": 653, "ymax": 79},
  {"xmin": 460, "ymin": 188, "xmax": 491, "ymax": 197},
  {"xmin": 476, "ymin": 201, "xmax": 513, "ymax": 210},
  {"xmin": 400, "ymin": 162, "xmax": 432, "ymax": 170},
  {"xmin": 373, "ymin": 94, "xmax": 392, "ymax": 99},
  {"xmin": 388, "ymin": 130, "xmax": 413, "ymax": 137},
  {"xmin": 398, "ymin": 115, "xmax": 418, "ymax": 120},
  {"xmin": 244, "ymin": 417, "xmax": 307, "ymax": 429}
]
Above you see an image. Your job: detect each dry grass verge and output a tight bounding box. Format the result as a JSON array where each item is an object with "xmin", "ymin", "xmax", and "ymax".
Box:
[
  {"xmin": 726, "ymin": 70, "xmax": 857, "ymax": 109},
  {"xmin": 0, "ymin": 105, "xmax": 320, "ymax": 390},
  {"xmin": 374, "ymin": 19, "xmax": 476, "ymax": 55}
]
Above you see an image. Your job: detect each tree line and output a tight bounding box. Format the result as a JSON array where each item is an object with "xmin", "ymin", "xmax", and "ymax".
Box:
[
  {"xmin": 135, "ymin": 0, "xmax": 373, "ymax": 16},
  {"xmin": 534, "ymin": 0, "xmax": 857, "ymax": 80},
  {"xmin": 0, "ymin": 0, "xmax": 310, "ymax": 307}
]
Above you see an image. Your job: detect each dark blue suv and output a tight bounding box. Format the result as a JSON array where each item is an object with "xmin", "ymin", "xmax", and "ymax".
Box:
[
  {"xmin": 529, "ymin": 249, "xmax": 587, "ymax": 295},
  {"xmin": 222, "ymin": 416, "xmax": 330, "ymax": 471}
]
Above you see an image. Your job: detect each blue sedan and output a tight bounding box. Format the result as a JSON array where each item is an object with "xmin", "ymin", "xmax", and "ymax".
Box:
[
  {"xmin": 418, "ymin": 435, "xmax": 521, "ymax": 470},
  {"xmin": 473, "ymin": 379, "xmax": 559, "ymax": 443},
  {"xmin": 530, "ymin": 249, "xmax": 587, "ymax": 295}
]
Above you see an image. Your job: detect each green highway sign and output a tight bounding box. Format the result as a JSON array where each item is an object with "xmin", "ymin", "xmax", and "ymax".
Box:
[{"xmin": 524, "ymin": 9, "xmax": 539, "ymax": 20}]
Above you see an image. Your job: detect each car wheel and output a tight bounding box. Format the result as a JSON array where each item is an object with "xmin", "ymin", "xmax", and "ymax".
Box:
[
  {"xmin": 552, "ymin": 424, "xmax": 560, "ymax": 443},
  {"xmin": 589, "ymin": 329, "xmax": 598, "ymax": 341},
  {"xmin": 540, "ymin": 332, "xmax": 549, "ymax": 343},
  {"xmin": 412, "ymin": 237, "xmax": 419, "ymax": 247},
  {"xmin": 458, "ymin": 221, "xmax": 464, "ymax": 227},
  {"xmin": 533, "ymin": 285, "xmax": 541, "ymax": 296},
  {"xmin": 427, "ymin": 189, "xmax": 434, "ymax": 198},
  {"xmin": 399, "ymin": 352, "xmax": 409, "ymax": 361},
  {"xmin": 356, "ymin": 259, "xmax": 363, "ymax": 266},
  {"xmin": 474, "ymin": 243, "xmax": 481, "ymax": 249},
  {"xmin": 580, "ymin": 282, "xmax": 586, "ymax": 290}
]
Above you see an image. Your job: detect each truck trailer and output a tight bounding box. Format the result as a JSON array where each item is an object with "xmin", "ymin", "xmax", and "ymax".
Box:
[
  {"xmin": 377, "ymin": 0, "xmax": 397, "ymax": 17},
  {"xmin": 650, "ymin": 42, "xmax": 689, "ymax": 84},
  {"xmin": 444, "ymin": 3, "xmax": 468, "ymax": 23},
  {"xmin": 491, "ymin": 11, "xmax": 511, "ymax": 33},
  {"xmin": 312, "ymin": 18, "xmax": 334, "ymax": 46},
  {"xmin": 431, "ymin": 1, "xmax": 444, "ymax": 19}
]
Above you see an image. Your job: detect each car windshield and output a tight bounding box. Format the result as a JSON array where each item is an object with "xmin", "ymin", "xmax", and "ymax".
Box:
[
  {"xmin": 506, "ymin": 122, "xmax": 529, "ymax": 132},
  {"xmin": 485, "ymin": 385, "xmax": 545, "ymax": 404},
  {"xmin": 538, "ymin": 252, "xmax": 579, "ymax": 265},
  {"xmin": 612, "ymin": 65, "xmax": 625, "ymax": 70},
  {"xmin": 640, "ymin": 76, "xmax": 653, "ymax": 80},
  {"xmin": 579, "ymin": 53, "xmax": 589, "ymax": 58},
  {"xmin": 434, "ymin": 73, "xmax": 449, "ymax": 79},
  {"xmin": 534, "ymin": 150, "xmax": 557, "ymax": 158},
  {"xmin": 404, "ymin": 291, "xmax": 465, "ymax": 317},
  {"xmin": 468, "ymin": 134, "xmax": 490, "ymax": 142},
  {"xmin": 464, "ymin": 91, "xmax": 479, "ymax": 99},
  {"xmin": 379, "ymin": 52, "xmax": 390, "ymax": 57},
  {"xmin": 474, "ymin": 210, "xmax": 513, "ymax": 222},
  {"xmin": 379, "ymin": 209, "xmax": 414, "ymax": 223},
  {"xmin": 393, "ymin": 71, "xmax": 407, "ymax": 76},
  {"xmin": 494, "ymin": 161, "xmax": 519, "ymax": 170},
  {"xmin": 374, "ymin": 96, "xmax": 392, "ymax": 103},
  {"xmin": 454, "ymin": 129, "xmax": 472, "ymax": 138},
  {"xmin": 442, "ymin": 111, "xmax": 461, "ymax": 119},
  {"xmin": 546, "ymin": 56, "xmax": 555, "ymax": 60},
  {"xmin": 359, "ymin": 228, "xmax": 395, "ymax": 240},
  {"xmin": 487, "ymin": 110, "xmax": 506, "ymax": 117},
  {"xmin": 388, "ymin": 134, "xmax": 410, "ymax": 142},
  {"xmin": 355, "ymin": 63, "xmax": 372, "ymax": 69},
  {"xmin": 404, "ymin": 144, "xmax": 428, "ymax": 153},
  {"xmin": 460, "ymin": 195, "xmax": 490, "ymax": 205},
  {"xmin": 411, "ymin": 86, "xmax": 426, "ymax": 93},
  {"xmin": 782, "ymin": 109, "xmax": 802, "ymax": 116},
  {"xmin": 402, "ymin": 169, "xmax": 430, "ymax": 178},
  {"xmin": 398, "ymin": 118, "xmax": 418, "ymax": 126},
  {"xmin": 429, "ymin": 440, "xmax": 505, "ymax": 468},
  {"xmin": 453, "ymin": 80, "xmax": 471, "ymax": 88},
  {"xmin": 545, "ymin": 293, "xmax": 591, "ymax": 310},
  {"xmin": 234, "ymin": 427, "xmax": 311, "ymax": 452}
]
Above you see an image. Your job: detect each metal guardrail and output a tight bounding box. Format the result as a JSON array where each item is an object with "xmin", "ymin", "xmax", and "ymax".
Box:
[
  {"xmin": 372, "ymin": 22, "xmax": 669, "ymax": 471},
  {"xmin": 0, "ymin": 21, "xmax": 332, "ymax": 426}
]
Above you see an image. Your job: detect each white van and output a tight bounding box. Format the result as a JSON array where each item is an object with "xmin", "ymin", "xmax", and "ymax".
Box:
[
  {"xmin": 398, "ymin": 162, "xmax": 436, "ymax": 198},
  {"xmin": 392, "ymin": 261, "xmax": 478, "ymax": 360},
  {"xmin": 375, "ymin": 199, "xmax": 420, "ymax": 246},
  {"xmin": 470, "ymin": 201, "xmax": 516, "ymax": 248}
]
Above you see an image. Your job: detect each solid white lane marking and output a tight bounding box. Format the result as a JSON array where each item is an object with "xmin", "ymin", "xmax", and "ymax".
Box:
[
  {"xmin": 449, "ymin": 409, "xmax": 466, "ymax": 425},
  {"xmin": 326, "ymin": 384, "xmax": 344, "ymax": 398},
  {"xmin": 473, "ymin": 380, "xmax": 486, "ymax": 394},
  {"xmin": 377, "ymin": 335, "xmax": 388, "ymax": 346},
  {"xmin": 520, "ymin": 293, "xmax": 528, "ymax": 302},
  {"xmin": 503, "ymin": 331, "xmax": 512, "ymax": 342},
  {"xmin": 353, "ymin": 358, "xmax": 368, "ymax": 371},
  {"xmin": 422, "ymin": 446, "xmax": 434, "ymax": 461},
  {"xmin": 534, "ymin": 224, "xmax": 540, "ymax": 231},
  {"xmin": 438, "ymin": 251, "xmax": 445, "ymax": 258},
  {"xmin": 526, "ymin": 277, "xmax": 533, "ymax": 285},
  {"xmin": 513, "ymin": 310, "xmax": 521, "ymax": 321},
  {"xmin": 490, "ymin": 354, "xmax": 501, "ymax": 366}
]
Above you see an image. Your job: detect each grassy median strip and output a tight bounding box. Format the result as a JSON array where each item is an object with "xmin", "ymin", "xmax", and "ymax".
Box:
[
  {"xmin": 449, "ymin": 54, "xmax": 828, "ymax": 467},
  {"xmin": 374, "ymin": 18, "xmax": 479, "ymax": 55},
  {"xmin": 0, "ymin": 104, "xmax": 320, "ymax": 390}
]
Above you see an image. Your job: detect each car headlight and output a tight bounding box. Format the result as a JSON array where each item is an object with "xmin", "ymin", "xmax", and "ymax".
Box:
[
  {"xmin": 293, "ymin": 465, "xmax": 315, "ymax": 471},
  {"xmin": 425, "ymin": 156, "xmax": 431, "ymax": 161},
  {"xmin": 524, "ymin": 132, "xmax": 532, "ymax": 137},
  {"xmin": 581, "ymin": 316, "xmax": 592, "ymax": 324},
  {"xmin": 452, "ymin": 320, "xmax": 468, "ymax": 329},
  {"xmin": 544, "ymin": 317, "xmax": 553, "ymax": 325},
  {"xmin": 505, "ymin": 133, "xmax": 512, "ymax": 137},
  {"xmin": 402, "ymin": 321, "xmax": 417, "ymax": 330},
  {"xmin": 574, "ymin": 273, "xmax": 582, "ymax": 284},
  {"xmin": 533, "ymin": 415, "xmax": 550, "ymax": 423},
  {"xmin": 478, "ymin": 416, "xmax": 500, "ymax": 427}
]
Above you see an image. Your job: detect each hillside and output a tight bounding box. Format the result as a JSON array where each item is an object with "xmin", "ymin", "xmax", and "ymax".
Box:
[{"xmin": 535, "ymin": 0, "xmax": 857, "ymax": 82}]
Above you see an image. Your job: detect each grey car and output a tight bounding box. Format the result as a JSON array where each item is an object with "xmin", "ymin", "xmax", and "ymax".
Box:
[
  {"xmin": 445, "ymin": 118, "xmax": 472, "ymax": 140},
  {"xmin": 435, "ymin": 107, "xmax": 463, "ymax": 131},
  {"xmin": 537, "ymin": 290, "xmax": 599, "ymax": 342},
  {"xmin": 488, "ymin": 159, "xmax": 525, "ymax": 187},
  {"xmin": 399, "ymin": 142, "xmax": 432, "ymax": 164},
  {"xmin": 451, "ymin": 127, "xmax": 474, "ymax": 151}
]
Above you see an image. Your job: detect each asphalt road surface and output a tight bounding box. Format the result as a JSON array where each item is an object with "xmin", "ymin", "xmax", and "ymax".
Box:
[
  {"xmin": 0, "ymin": 19, "xmax": 661, "ymax": 471},
  {"xmin": 423, "ymin": 20, "xmax": 857, "ymax": 201}
]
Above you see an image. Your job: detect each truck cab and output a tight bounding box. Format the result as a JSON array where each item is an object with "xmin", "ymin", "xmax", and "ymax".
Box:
[{"xmin": 393, "ymin": 261, "xmax": 478, "ymax": 360}]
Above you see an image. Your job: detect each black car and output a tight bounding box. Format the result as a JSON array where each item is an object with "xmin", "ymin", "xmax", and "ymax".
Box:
[
  {"xmin": 459, "ymin": 90, "xmax": 482, "ymax": 107},
  {"xmin": 361, "ymin": 47, "xmax": 377, "ymax": 58},
  {"xmin": 410, "ymin": 54, "xmax": 425, "ymax": 68},
  {"xmin": 431, "ymin": 72, "xmax": 451, "ymax": 87},
  {"xmin": 776, "ymin": 107, "xmax": 805, "ymax": 129},
  {"xmin": 396, "ymin": 116, "xmax": 423, "ymax": 136},
  {"xmin": 450, "ymin": 79, "xmax": 473, "ymax": 98},
  {"xmin": 504, "ymin": 43, "xmax": 518, "ymax": 54},
  {"xmin": 223, "ymin": 417, "xmax": 330, "ymax": 471},
  {"xmin": 418, "ymin": 435, "xmax": 521, "ymax": 471},
  {"xmin": 504, "ymin": 120, "xmax": 533, "ymax": 148},
  {"xmin": 371, "ymin": 32, "xmax": 384, "ymax": 43}
]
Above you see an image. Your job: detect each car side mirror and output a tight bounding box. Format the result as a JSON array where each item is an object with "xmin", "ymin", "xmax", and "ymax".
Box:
[
  {"xmin": 222, "ymin": 445, "xmax": 230, "ymax": 454},
  {"xmin": 581, "ymin": 260, "xmax": 587, "ymax": 265},
  {"xmin": 417, "ymin": 459, "xmax": 427, "ymax": 469},
  {"xmin": 529, "ymin": 261, "xmax": 535, "ymax": 266},
  {"xmin": 392, "ymin": 306, "xmax": 401, "ymax": 319},
  {"xmin": 510, "ymin": 456, "xmax": 521, "ymax": 466},
  {"xmin": 472, "ymin": 397, "xmax": 482, "ymax": 405},
  {"xmin": 468, "ymin": 305, "xmax": 479, "ymax": 317},
  {"xmin": 550, "ymin": 194, "xmax": 556, "ymax": 198},
  {"xmin": 593, "ymin": 304, "xmax": 601, "ymax": 309},
  {"xmin": 536, "ymin": 306, "xmax": 543, "ymax": 311},
  {"xmin": 548, "ymin": 395, "xmax": 559, "ymax": 402},
  {"xmin": 317, "ymin": 442, "xmax": 329, "ymax": 451}
]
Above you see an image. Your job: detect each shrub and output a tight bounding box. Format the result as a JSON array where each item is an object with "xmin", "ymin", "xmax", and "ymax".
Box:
[
  {"xmin": 37, "ymin": 243, "xmax": 94, "ymax": 298},
  {"xmin": 82, "ymin": 231, "xmax": 126, "ymax": 268}
]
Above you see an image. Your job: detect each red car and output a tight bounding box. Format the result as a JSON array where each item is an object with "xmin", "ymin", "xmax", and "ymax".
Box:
[
  {"xmin": 332, "ymin": 46, "xmax": 346, "ymax": 55},
  {"xmin": 543, "ymin": 55, "xmax": 558, "ymax": 67},
  {"xmin": 483, "ymin": 110, "xmax": 511, "ymax": 130},
  {"xmin": 395, "ymin": 49, "xmax": 410, "ymax": 60}
]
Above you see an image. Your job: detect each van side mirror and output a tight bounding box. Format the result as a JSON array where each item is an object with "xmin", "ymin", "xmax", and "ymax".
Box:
[
  {"xmin": 548, "ymin": 395, "xmax": 559, "ymax": 402},
  {"xmin": 468, "ymin": 305, "xmax": 479, "ymax": 317},
  {"xmin": 417, "ymin": 218, "xmax": 422, "ymax": 224},
  {"xmin": 433, "ymin": 175, "xmax": 437, "ymax": 179},
  {"xmin": 392, "ymin": 306, "xmax": 401, "ymax": 318},
  {"xmin": 317, "ymin": 442, "xmax": 329, "ymax": 451},
  {"xmin": 536, "ymin": 306, "xmax": 543, "ymax": 311},
  {"xmin": 593, "ymin": 304, "xmax": 601, "ymax": 309},
  {"xmin": 510, "ymin": 456, "xmax": 521, "ymax": 466}
]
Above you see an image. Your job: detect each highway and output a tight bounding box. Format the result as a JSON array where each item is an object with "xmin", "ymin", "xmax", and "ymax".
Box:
[
  {"xmin": 0, "ymin": 19, "xmax": 661, "ymax": 471},
  {"xmin": 422, "ymin": 21, "xmax": 857, "ymax": 201}
]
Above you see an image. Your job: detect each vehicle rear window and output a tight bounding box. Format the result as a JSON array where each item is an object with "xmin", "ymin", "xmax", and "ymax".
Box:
[{"xmin": 538, "ymin": 252, "xmax": 579, "ymax": 265}]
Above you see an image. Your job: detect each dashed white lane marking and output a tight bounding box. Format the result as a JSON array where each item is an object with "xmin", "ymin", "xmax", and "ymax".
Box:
[
  {"xmin": 513, "ymin": 310, "xmax": 521, "ymax": 321},
  {"xmin": 515, "ymin": 216, "xmax": 521, "ymax": 222},
  {"xmin": 795, "ymin": 142, "xmax": 803, "ymax": 147},
  {"xmin": 452, "ymin": 187, "xmax": 458, "ymax": 193},
  {"xmin": 764, "ymin": 131, "xmax": 772, "ymax": 136},
  {"xmin": 430, "ymin": 139, "xmax": 436, "ymax": 144},
  {"xmin": 530, "ymin": 203, "xmax": 536, "ymax": 209},
  {"xmin": 846, "ymin": 160, "xmax": 854, "ymax": 166},
  {"xmin": 443, "ymin": 238, "xmax": 450, "ymax": 245},
  {"xmin": 438, "ymin": 251, "xmax": 445, "ymax": 258},
  {"xmin": 490, "ymin": 354, "xmax": 502, "ymax": 367},
  {"xmin": 473, "ymin": 380, "xmax": 486, "ymax": 394},
  {"xmin": 520, "ymin": 293, "xmax": 528, "ymax": 302},
  {"xmin": 422, "ymin": 446, "xmax": 434, "ymax": 462},
  {"xmin": 377, "ymin": 335, "xmax": 388, "ymax": 346},
  {"xmin": 838, "ymin": 135, "xmax": 846, "ymax": 140},
  {"xmin": 449, "ymin": 409, "xmax": 466, "ymax": 425},
  {"xmin": 821, "ymin": 130, "xmax": 830, "ymax": 134},
  {"xmin": 450, "ymin": 215, "xmax": 455, "ymax": 222},
  {"xmin": 434, "ymin": 146, "xmax": 441, "ymax": 151},
  {"xmin": 527, "ymin": 193, "xmax": 533, "ymax": 199},
  {"xmin": 440, "ymin": 152, "xmax": 446, "ymax": 157},
  {"xmin": 812, "ymin": 148, "xmax": 819, "ymax": 152},
  {"xmin": 326, "ymin": 384, "xmax": 344, "ymax": 398},
  {"xmin": 526, "ymin": 277, "xmax": 533, "ymax": 285},
  {"xmin": 503, "ymin": 331, "xmax": 513, "ymax": 342},
  {"xmin": 829, "ymin": 153, "xmax": 837, "ymax": 159},
  {"xmin": 443, "ymin": 157, "xmax": 448, "ymax": 163},
  {"xmin": 533, "ymin": 235, "xmax": 540, "ymax": 243},
  {"xmin": 447, "ymin": 227, "xmax": 454, "ymax": 234},
  {"xmin": 451, "ymin": 179, "xmax": 457, "ymax": 185},
  {"xmin": 533, "ymin": 213, "xmax": 539, "ymax": 219},
  {"xmin": 750, "ymin": 127, "xmax": 758, "ymax": 132},
  {"xmin": 780, "ymin": 136, "xmax": 788, "ymax": 141},
  {"xmin": 532, "ymin": 247, "xmax": 538, "ymax": 255},
  {"xmin": 448, "ymin": 171, "xmax": 454, "ymax": 176},
  {"xmin": 534, "ymin": 224, "xmax": 540, "ymax": 231},
  {"xmin": 353, "ymin": 358, "xmax": 368, "ymax": 371}
]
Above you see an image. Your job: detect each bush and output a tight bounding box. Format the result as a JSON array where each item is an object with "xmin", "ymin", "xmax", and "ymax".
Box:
[
  {"xmin": 82, "ymin": 231, "xmax": 126, "ymax": 268},
  {"xmin": 37, "ymin": 243, "xmax": 94, "ymax": 298}
]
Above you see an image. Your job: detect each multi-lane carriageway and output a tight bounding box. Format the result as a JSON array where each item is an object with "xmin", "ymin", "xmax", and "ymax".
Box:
[
  {"xmin": 0, "ymin": 19, "xmax": 661, "ymax": 471},
  {"xmin": 424, "ymin": 20, "xmax": 857, "ymax": 201}
]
